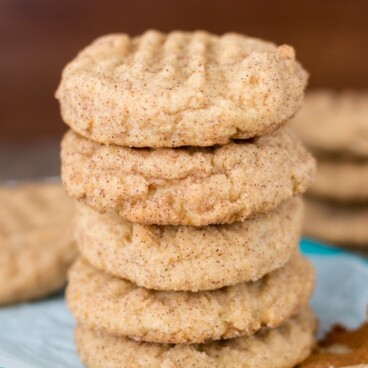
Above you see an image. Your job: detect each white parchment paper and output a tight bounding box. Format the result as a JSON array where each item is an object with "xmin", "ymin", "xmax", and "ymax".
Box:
[{"xmin": 0, "ymin": 251, "xmax": 367, "ymax": 368}]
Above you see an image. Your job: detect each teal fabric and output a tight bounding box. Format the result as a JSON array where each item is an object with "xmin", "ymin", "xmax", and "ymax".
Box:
[
  {"xmin": 301, "ymin": 237, "xmax": 368, "ymax": 264},
  {"xmin": 300, "ymin": 238, "xmax": 345, "ymax": 255}
]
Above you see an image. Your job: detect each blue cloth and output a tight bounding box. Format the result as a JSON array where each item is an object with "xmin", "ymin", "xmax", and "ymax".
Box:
[{"xmin": 301, "ymin": 237, "xmax": 346, "ymax": 255}]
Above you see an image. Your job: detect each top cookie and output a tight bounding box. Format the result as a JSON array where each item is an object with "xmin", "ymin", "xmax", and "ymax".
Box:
[
  {"xmin": 56, "ymin": 30, "xmax": 307, "ymax": 147},
  {"xmin": 292, "ymin": 90, "xmax": 368, "ymax": 158}
]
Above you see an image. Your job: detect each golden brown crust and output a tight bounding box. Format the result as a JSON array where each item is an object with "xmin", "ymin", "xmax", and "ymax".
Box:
[
  {"xmin": 66, "ymin": 254, "xmax": 315, "ymax": 344},
  {"xmin": 75, "ymin": 307, "xmax": 316, "ymax": 368},
  {"xmin": 61, "ymin": 129, "xmax": 315, "ymax": 226},
  {"xmin": 0, "ymin": 183, "xmax": 77, "ymax": 305},
  {"xmin": 75, "ymin": 198, "xmax": 303, "ymax": 291},
  {"xmin": 56, "ymin": 30, "xmax": 307, "ymax": 148}
]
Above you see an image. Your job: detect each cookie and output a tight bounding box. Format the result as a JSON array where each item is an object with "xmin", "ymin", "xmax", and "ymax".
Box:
[
  {"xmin": 0, "ymin": 183, "xmax": 77, "ymax": 305},
  {"xmin": 61, "ymin": 129, "xmax": 315, "ymax": 226},
  {"xmin": 67, "ymin": 254, "xmax": 314, "ymax": 344},
  {"xmin": 309, "ymin": 158, "xmax": 368, "ymax": 203},
  {"xmin": 75, "ymin": 307, "xmax": 316, "ymax": 368},
  {"xmin": 75, "ymin": 198, "xmax": 303, "ymax": 291},
  {"xmin": 304, "ymin": 197, "xmax": 368, "ymax": 248},
  {"xmin": 300, "ymin": 321, "xmax": 368, "ymax": 367},
  {"xmin": 292, "ymin": 90, "xmax": 368, "ymax": 158},
  {"xmin": 56, "ymin": 30, "xmax": 307, "ymax": 148}
]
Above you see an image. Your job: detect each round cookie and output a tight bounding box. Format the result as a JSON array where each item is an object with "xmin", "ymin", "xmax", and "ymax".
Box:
[
  {"xmin": 304, "ymin": 198, "xmax": 368, "ymax": 248},
  {"xmin": 75, "ymin": 198, "xmax": 303, "ymax": 291},
  {"xmin": 75, "ymin": 307, "xmax": 316, "ymax": 368},
  {"xmin": 292, "ymin": 90, "xmax": 368, "ymax": 158},
  {"xmin": 56, "ymin": 30, "xmax": 307, "ymax": 148},
  {"xmin": 0, "ymin": 183, "xmax": 77, "ymax": 305},
  {"xmin": 66, "ymin": 254, "xmax": 315, "ymax": 344},
  {"xmin": 309, "ymin": 158, "xmax": 368, "ymax": 203},
  {"xmin": 61, "ymin": 129, "xmax": 315, "ymax": 226}
]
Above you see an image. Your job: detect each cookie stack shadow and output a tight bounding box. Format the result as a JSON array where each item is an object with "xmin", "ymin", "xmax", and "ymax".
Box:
[
  {"xmin": 56, "ymin": 30, "xmax": 317, "ymax": 367},
  {"xmin": 293, "ymin": 91, "xmax": 368, "ymax": 249}
]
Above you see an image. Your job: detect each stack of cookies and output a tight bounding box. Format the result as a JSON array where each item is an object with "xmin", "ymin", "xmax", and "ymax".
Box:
[
  {"xmin": 293, "ymin": 91, "xmax": 368, "ymax": 249},
  {"xmin": 56, "ymin": 30, "xmax": 317, "ymax": 368}
]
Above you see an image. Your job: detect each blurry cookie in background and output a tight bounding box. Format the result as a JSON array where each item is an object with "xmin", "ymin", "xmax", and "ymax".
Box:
[
  {"xmin": 292, "ymin": 91, "xmax": 368, "ymax": 158},
  {"xmin": 304, "ymin": 198, "xmax": 368, "ymax": 249},
  {"xmin": 0, "ymin": 182, "xmax": 77, "ymax": 305},
  {"xmin": 292, "ymin": 90, "xmax": 368, "ymax": 249}
]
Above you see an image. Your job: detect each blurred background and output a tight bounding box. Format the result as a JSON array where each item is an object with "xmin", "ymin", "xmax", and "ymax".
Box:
[{"xmin": 1, "ymin": 0, "xmax": 368, "ymax": 179}]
